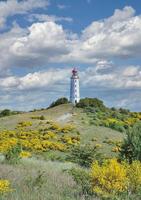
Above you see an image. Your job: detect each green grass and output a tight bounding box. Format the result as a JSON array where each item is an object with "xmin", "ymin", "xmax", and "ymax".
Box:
[
  {"xmin": 0, "ymin": 104, "xmax": 124, "ymax": 157},
  {"xmin": 0, "ymin": 158, "xmax": 96, "ymax": 200},
  {"xmin": 0, "ymin": 104, "xmax": 128, "ymax": 200}
]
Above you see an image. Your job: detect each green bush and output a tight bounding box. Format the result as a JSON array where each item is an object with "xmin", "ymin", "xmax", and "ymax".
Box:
[
  {"xmin": 119, "ymin": 122, "xmax": 141, "ymax": 163},
  {"xmin": 4, "ymin": 144, "xmax": 22, "ymax": 164},
  {"xmin": 68, "ymin": 144, "xmax": 102, "ymax": 167},
  {"xmin": 0, "ymin": 109, "xmax": 21, "ymax": 117},
  {"xmin": 69, "ymin": 168, "xmax": 92, "ymax": 196},
  {"xmin": 40, "ymin": 115, "xmax": 45, "ymax": 120},
  {"xmin": 76, "ymin": 98, "xmax": 107, "ymax": 111},
  {"xmin": 49, "ymin": 97, "xmax": 69, "ymax": 108}
]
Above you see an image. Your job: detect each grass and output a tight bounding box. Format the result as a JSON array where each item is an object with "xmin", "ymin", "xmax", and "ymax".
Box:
[
  {"xmin": 0, "ymin": 158, "xmax": 97, "ymax": 200},
  {"xmin": 0, "ymin": 104, "xmax": 128, "ymax": 200},
  {"xmin": 0, "ymin": 104, "xmax": 124, "ymax": 157}
]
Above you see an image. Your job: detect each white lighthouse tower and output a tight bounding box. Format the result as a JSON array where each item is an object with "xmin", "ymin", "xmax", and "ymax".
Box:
[{"xmin": 70, "ymin": 68, "xmax": 80, "ymax": 105}]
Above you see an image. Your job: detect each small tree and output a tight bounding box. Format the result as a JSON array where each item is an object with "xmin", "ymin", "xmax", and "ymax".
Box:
[
  {"xmin": 76, "ymin": 98, "xmax": 107, "ymax": 111},
  {"xmin": 68, "ymin": 144, "xmax": 102, "ymax": 167},
  {"xmin": 49, "ymin": 97, "xmax": 69, "ymax": 108},
  {"xmin": 119, "ymin": 122, "xmax": 141, "ymax": 163},
  {"xmin": 0, "ymin": 109, "xmax": 11, "ymax": 117}
]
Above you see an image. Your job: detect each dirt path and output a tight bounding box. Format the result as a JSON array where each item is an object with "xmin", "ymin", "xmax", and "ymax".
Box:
[{"xmin": 56, "ymin": 113, "xmax": 72, "ymax": 123}]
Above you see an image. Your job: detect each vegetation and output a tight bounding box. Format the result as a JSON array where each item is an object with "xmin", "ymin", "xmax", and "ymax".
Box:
[
  {"xmin": 31, "ymin": 115, "xmax": 46, "ymax": 120},
  {"xmin": 68, "ymin": 144, "xmax": 102, "ymax": 167},
  {"xmin": 1, "ymin": 100, "xmax": 141, "ymax": 199},
  {"xmin": 0, "ymin": 121, "xmax": 80, "ymax": 163},
  {"xmin": 0, "ymin": 179, "xmax": 11, "ymax": 194},
  {"xmin": 76, "ymin": 97, "xmax": 107, "ymax": 111},
  {"xmin": 49, "ymin": 97, "xmax": 69, "ymax": 108},
  {"xmin": 120, "ymin": 122, "xmax": 141, "ymax": 163},
  {"xmin": 0, "ymin": 109, "xmax": 22, "ymax": 117},
  {"xmin": 69, "ymin": 168, "xmax": 92, "ymax": 196},
  {"xmin": 78, "ymin": 98, "xmax": 141, "ymax": 132},
  {"xmin": 90, "ymin": 159, "xmax": 141, "ymax": 198}
]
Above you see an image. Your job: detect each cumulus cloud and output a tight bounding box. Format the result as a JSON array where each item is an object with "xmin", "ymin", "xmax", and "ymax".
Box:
[
  {"xmin": 79, "ymin": 6, "xmax": 141, "ymax": 59},
  {"xmin": 81, "ymin": 63, "xmax": 141, "ymax": 90},
  {"xmin": 1, "ymin": 6, "xmax": 141, "ymax": 72},
  {"xmin": 10, "ymin": 21, "xmax": 73, "ymax": 65},
  {"xmin": 0, "ymin": 68, "xmax": 70, "ymax": 110},
  {"xmin": 0, "ymin": 0, "xmax": 48, "ymax": 28},
  {"xmin": 0, "ymin": 68, "xmax": 70, "ymax": 91}
]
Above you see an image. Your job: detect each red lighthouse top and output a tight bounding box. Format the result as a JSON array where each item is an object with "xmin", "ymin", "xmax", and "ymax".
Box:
[{"xmin": 72, "ymin": 67, "xmax": 78, "ymax": 76}]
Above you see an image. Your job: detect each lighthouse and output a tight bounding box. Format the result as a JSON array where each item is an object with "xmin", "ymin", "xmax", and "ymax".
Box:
[{"xmin": 70, "ymin": 68, "xmax": 80, "ymax": 105}]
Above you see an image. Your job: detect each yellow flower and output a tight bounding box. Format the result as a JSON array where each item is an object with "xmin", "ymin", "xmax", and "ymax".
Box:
[
  {"xmin": 20, "ymin": 151, "xmax": 31, "ymax": 158},
  {"xmin": 127, "ymin": 161, "xmax": 141, "ymax": 192},
  {"xmin": 95, "ymin": 144, "xmax": 102, "ymax": 148},
  {"xmin": 0, "ymin": 180, "xmax": 11, "ymax": 193},
  {"xmin": 90, "ymin": 159, "xmax": 128, "ymax": 197},
  {"xmin": 112, "ymin": 146, "xmax": 121, "ymax": 153}
]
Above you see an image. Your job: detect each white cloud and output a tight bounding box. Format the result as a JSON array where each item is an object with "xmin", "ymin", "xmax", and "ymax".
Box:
[
  {"xmin": 0, "ymin": 68, "xmax": 70, "ymax": 91},
  {"xmin": 9, "ymin": 21, "xmax": 75, "ymax": 67},
  {"xmin": 79, "ymin": 6, "xmax": 141, "ymax": 59},
  {"xmin": 122, "ymin": 66, "xmax": 139, "ymax": 77},
  {"xmin": 28, "ymin": 14, "xmax": 73, "ymax": 23},
  {"xmin": 0, "ymin": 6, "xmax": 141, "ymax": 72},
  {"xmin": 57, "ymin": 4, "xmax": 69, "ymax": 10},
  {"xmin": 81, "ymin": 63, "xmax": 141, "ymax": 90},
  {"xmin": 0, "ymin": 0, "xmax": 48, "ymax": 28}
]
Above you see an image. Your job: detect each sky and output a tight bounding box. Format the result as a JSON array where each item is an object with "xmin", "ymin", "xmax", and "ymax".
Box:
[{"xmin": 0, "ymin": 0, "xmax": 141, "ymax": 111}]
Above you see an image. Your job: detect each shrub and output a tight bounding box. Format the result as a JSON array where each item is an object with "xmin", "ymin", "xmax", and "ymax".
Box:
[
  {"xmin": 4, "ymin": 144, "xmax": 22, "ymax": 164},
  {"xmin": 31, "ymin": 115, "xmax": 46, "ymax": 120},
  {"xmin": 119, "ymin": 123, "xmax": 141, "ymax": 163},
  {"xmin": 68, "ymin": 144, "xmax": 102, "ymax": 167},
  {"xmin": 17, "ymin": 121, "xmax": 32, "ymax": 128},
  {"xmin": 49, "ymin": 97, "xmax": 69, "ymax": 108},
  {"xmin": 19, "ymin": 151, "xmax": 32, "ymax": 158},
  {"xmin": 90, "ymin": 159, "xmax": 141, "ymax": 198},
  {"xmin": 0, "ymin": 109, "xmax": 11, "ymax": 117},
  {"xmin": 127, "ymin": 161, "xmax": 141, "ymax": 193},
  {"xmin": 69, "ymin": 168, "xmax": 92, "ymax": 196},
  {"xmin": 76, "ymin": 98, "xmax": 107, "ymax": 111},
  {"xmin": 0, "ymin": 179, "xmax": 12, "ymax": 194},
  {"xmin": 68, "ymin": 159, "xmax": 141, "ymax": 199},
  {"xmin": 40, "ymin": 115, "xmax": 45, "ymax": 120},
  {"xmin": 90, "ymin": 159, "xmax": 128, "ymax": 198}
]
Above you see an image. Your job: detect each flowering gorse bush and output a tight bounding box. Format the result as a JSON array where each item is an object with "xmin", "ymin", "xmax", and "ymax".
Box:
[
  {"xmin": 0, "ymin": 179, "xmax": 12, "ymax": 194},
  {"xmin": 90, "ymin": 159, "xmax": 141, "ymax": 198},
  {"xmin": 127, "ymin": 161, "xmax": 141, "ymax": 193},
  {"xmin": 91, "ymin": 159, "xmax": 127, "ymax": 197},
  {"xmin": 0, "ymin": 121, "xmax": 79, "ymax": 161},
  {"xmin": 19, "ymin": 151, "xmax": 32, "ymax": 158}
]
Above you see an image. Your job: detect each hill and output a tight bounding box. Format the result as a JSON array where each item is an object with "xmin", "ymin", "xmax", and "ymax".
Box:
[
  {"xmin": 0, "ymin": 103, "xmax": 123, "ymax": 156},
  {"xmin": 0, "ymin": 102, "xmax": 135, "ymax": 200}
]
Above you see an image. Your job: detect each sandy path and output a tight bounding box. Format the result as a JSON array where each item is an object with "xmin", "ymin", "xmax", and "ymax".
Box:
[{"xmin": 56, "ymin": 113, "xmax": 72, "ymax": 123}]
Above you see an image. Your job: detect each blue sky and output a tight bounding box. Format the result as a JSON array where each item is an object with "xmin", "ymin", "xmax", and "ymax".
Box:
[{"xmin": 0, "ymin": 0, "xmax": 141, "ymax": 111}]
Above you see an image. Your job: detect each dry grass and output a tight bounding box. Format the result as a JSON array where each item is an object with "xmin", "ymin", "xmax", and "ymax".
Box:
[{"xmin": 0, "ymin": 158, "xmax": 96, "ymax": 200}]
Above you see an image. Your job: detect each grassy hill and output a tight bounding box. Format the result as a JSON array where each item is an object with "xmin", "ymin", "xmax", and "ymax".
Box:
[
  {"xmin": 0, "ymin": 103, "xmax": 127, "ymax": 200},
  {"xmin": 0, "ymin": 103, "xmax": 123, "ymax": 156}
]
